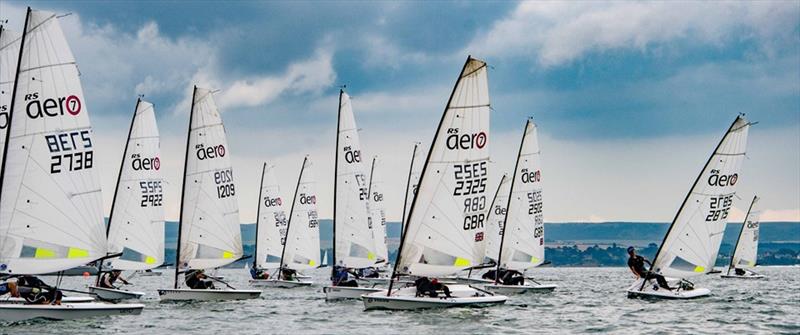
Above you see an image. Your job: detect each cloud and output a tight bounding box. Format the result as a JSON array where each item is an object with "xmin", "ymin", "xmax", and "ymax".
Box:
[{"xmin": 467, "ymin": 1, "xmax": 800, "ymax": 66}]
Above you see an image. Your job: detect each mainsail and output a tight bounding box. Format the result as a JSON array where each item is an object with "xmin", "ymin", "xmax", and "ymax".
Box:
[
  {"xmin": 280, "ymin": 156, "xmax": 321, "ymax": 270},
  {"xmin": 484, "ymin": 174, "xmax": 510, "ymax": 264},
  {"xmin": 652, "ymin": 116, "xmax": 751, "ymax": 279},
  {"xmin": 729, "ymin": 196, "xmax": 761, "ymax": 271},
  {"xmin": 498, "ymin": 120, "xmax": 545, "ymax": 271},
  {"xmin": 395, "ymin": 56, "xmax": 491, "ymax": 277},
  {"xmin": 254, "ymin": 163, "xmax": 289, "ymax": 270},
  {"xmin": 0, "ymin": 9, "xmax": 106, "ymax": 275},
  {"xmin": 368, "ymin": 156, "xmax": 389, "ymax": 264},
  {"xmin": 176, "ymin": 86, "xmax": 243, "ymax": 275},
  {"xmin": 0, "ymin": 26, "xmax": 21, "ymax": 166},
  {"xmin": 333, "ymin": 90, "xmax": 376, "ymax": 269},
  {"xmin": 106, "ymin": 99, "xmax": 165, "ymax": 270}
]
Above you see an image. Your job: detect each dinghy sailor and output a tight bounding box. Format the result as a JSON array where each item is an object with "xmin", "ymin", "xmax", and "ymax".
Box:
[
  {"xmin": 185, "ymin": 270, "xmax": 215, "ymax": 289},
  {"xmin": 332, "ymin": 265, "xmax": 360, "ymax": 287},
  {"xmin": 98, "ymin": 270, "xmax": 130, "ymax": 289},
  {"xmin": 627, "ymin": 247, "xmax": 672, "ymax": 290},
  {"xmin": 8, "ymin": 276, "xmax": 63, "ymax": 305}
]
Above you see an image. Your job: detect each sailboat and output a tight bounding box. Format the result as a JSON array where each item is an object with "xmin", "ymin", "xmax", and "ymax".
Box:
[
  {"xmin": 721, "ymin": 195, "xmax": 764, "ymax": 279},
  {"xmin": 366, "ymin": 156, "xmax": 390, "ymax": 275},
  {"xmin": 484, "ymin": 119, "xmax": 557, "ymax": 294},
  {"xmin": 157, "ymin": 86, "xmax": 259, "ymax": 301},
  {"xmin": 87, "ymin": 99, "xmax": 162, "ymax": 300},
  {"xmin": 248, "ymin": 162, "xmax": 292, "ymax": 287},
  {"xmin": 627, "ymin": 115, "xmax": 752, "ymax": 299},
  {"xmin": 363, "ymin": 56, "xmax": 508, "ymax": 310},
  {"xmin": 259, "ymin": 156, "xmax": 319, "ymax": 288},
  {"xmin": 0, "ymin": 8, "xmax": 144, "ymax": 320},
  {"xmin": 324, "ymin": 90, "xmax": 385, "ymax": 299}
]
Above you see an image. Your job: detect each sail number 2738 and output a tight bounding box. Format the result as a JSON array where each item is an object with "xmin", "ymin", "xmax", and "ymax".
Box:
[{"xmin": 45, "ymin": 130, "xmax": 93, "ymax": 173}]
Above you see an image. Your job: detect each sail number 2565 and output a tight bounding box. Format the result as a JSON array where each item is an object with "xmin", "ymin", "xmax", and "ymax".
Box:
[{"xmin": 706, "ymin": 194, "xmax": 733, "ymax": 222}]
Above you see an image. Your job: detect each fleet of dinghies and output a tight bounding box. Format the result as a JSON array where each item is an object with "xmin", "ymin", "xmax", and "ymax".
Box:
[{"xmin": 0, "ymin": 6, "xmax": 769, "ymax": 322}]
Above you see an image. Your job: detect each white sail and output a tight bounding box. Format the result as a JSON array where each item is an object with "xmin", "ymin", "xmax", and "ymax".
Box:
[
  {"xmin": 254, "ymin": 163, "xmax": 288, "ymax": 270},
  {"xmin": 401, "ymin": 143, "xmax": 423, "ymax": 228},
  {"xmin": 368, "ymin": 156, "xmax": 389, "ymax": 264},
  {"xmin": 334, "ymin": 91, "xmax": 377, "ymax": 269},
  {"xmin": 484, "ymin": 174, "xmax": 510, "ymax": 264},
  {"xmin": 499, "ymin": 120, "xmax": 545, "ymax": 271},
  {"xmin": 730, "ymin": 196, "xmax": 761, "ymax": 270},
  {"xmin": 397, "ymin": 57, "xmax": 491, "ymax": 277},
  {"xmin": 106, "ymin": 100, "xmax": 165, "ymax": 270},
  {"xmin": 0, "ymin": 26, "xmax": 21, "ymax": 167},
  {"xmin": 282, "ymin": 157, "xmax": 321, "ymax": 270},
  {"xmin": 178, "ymin": 87, "xmax": 242, "ymax": 270},
  {"xmin": 652, "ymin": 116, "xmax": 751, "ymax": 279},
  {"xmin": 0, "ymin": 10, "xmax": 106, "ymax": 275}
]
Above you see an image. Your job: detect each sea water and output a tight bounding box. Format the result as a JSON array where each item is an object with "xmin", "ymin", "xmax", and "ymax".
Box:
[{"xmin": 2, "ymin": 266, "xmax": 798, "ymax": 334}]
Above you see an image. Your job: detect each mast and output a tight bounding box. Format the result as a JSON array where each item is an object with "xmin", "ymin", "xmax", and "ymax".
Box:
[
  {"xmin": 96, "ymin": 98, "xmax": 140, "ymax": 285},
  {"xmin": 174, "ymin": 86, "xmax": 198, "ymax": 289},
  {"xmin": 331, "ymin": 89, "xmax": 343, "ymax": 279},
  {"xmin": 495, "ymin": 119, "xmax": 530, "ymax": 284},
  {"xmin": 279, "ymin": 156, "xmax": 308, "ymax": 274},
  {"xmin": 399, "ymin": 143, "xmax": 418, "ymax": 235},
  {"xmin": 387, "ymin": 56, "xmax": 476, "ymax": 296},
  {"xmin": 253, "ymin": 163, "xmax": 267, "ymax": 269},
  {"xmin": 727, "ymin": 195, "xmax": 758, "ymax": 275},
  {"xmin": 650, "ymin": 115, "xmax": 743, "ymax": 273},
  {"xmin": 0, "ymin": 7, "xmax": 29, "ymax": 206}
]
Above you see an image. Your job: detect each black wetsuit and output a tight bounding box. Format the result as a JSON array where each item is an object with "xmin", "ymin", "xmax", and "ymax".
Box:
[
  {"xmin": 16, "ymin": 276, "xmax": 62, "ymax": 304},
  {"xmin": 628, "ymin": 255, "xmax": 670, "ymax": 290},
  {"xmin": 99, "ymin": 272, "xmax": 122, "ymax": 288},
  {"xmin": 185, "ymin": 272, "xmax": 215, "ymax": 289},
  {"xmin": 332, "ymin": 267, "xmax": 358, "ymax": 287},
  {"xmin": 414, "ymin": 277, "xmax": 451, "ymax": 298}
]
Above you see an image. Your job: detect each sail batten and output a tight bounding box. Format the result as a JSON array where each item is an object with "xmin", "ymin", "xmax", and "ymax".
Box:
[
  {"xmin": 0, "ymin": 9, "xmax": 107, "ymax": 275},
  {"xmin": 652, "ymin": 116, "xmax": 751, "ymax": 279}
]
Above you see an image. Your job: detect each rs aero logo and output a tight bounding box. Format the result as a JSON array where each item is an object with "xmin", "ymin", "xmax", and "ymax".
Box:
[
  {"xmin": 299, "ymin": 193, "xmax": 316, "ymax": 205},
  {"xmin": 445, "ymin": 128, "xmax": 487, "ymax": 150},
  {"xmin": 264, "ymin": 196, "xmax": 282, "ymax": 207},
  {"xmin": 708, "ymin": 170, "xmax": 737, "ymax": 187},
  {"xmin": 25, "ymin": 92, "xmax": 82, "ymax": 119},
  {"xmin": 521, "ymin": 168, "xmax": 541, "ymax": 183},
  {"xmin": 131, "ymin": 154, "xmax": 160, "ymax": 171},
  {"xmin": 343, "ymin": 146, "xmax": 361, "ymax": 163},
  {"xmin": 196, "ymin": 144, "xmax": 226, "ymax": 160}
]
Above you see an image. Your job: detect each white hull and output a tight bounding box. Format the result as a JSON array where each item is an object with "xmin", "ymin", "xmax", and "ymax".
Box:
[
  {"xmin": 626, "ymin": 278, "xmax": 710, "ymax": 300},
  {"xmin": 323, "ymin": 286, "xmax": 386, "ymax": 300},
  {"xmin": 0, "ymin": 302, "xmax": 143, "ymax": 322},
  {"xmin": 249, "ymin": 279, "xmax": 313, "ymax": 288},
  {"xmin": 136, "ymin": 271, "xmax": 162, "ymax": 277},
  {"xmin": 360, "ymin": 277, "xmax": 390, "ymax": 284},
  {"xmin": 0, "ymin": 296, "xmax": 94, "ymax": 304},
  {"xmin": 720, "ymin": 274, "xmax": 765, "ymax": 279},
  {"xmin": 88, "ymin": 286, "xmax": 146, "ymax": 300},
  {"xmin": 484, "ymin": 283, "xmax": 557, "ymax": 294},
  {"xmin": 157, "ymin": 288, "xmax": 261, "ymax": 301},
  {"xmin": 362, "ymin": 285, "xmax": 507, "ymax": 310},
  {"xmin": 296, "ymin": 273, "xmax": 312, "ymax": 280},
  {"xmin": 449, "ymin": 276, "xmax": 494, "ymax": 284}
]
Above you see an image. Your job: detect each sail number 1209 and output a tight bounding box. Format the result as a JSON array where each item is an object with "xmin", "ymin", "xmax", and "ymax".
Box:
[{"xmin": 215, "ymin": 169, "xmax": 235, "ymax": 199}]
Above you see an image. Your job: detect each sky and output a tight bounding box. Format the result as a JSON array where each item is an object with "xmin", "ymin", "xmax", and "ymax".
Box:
[{"xmin": 2, "ymin": 1, "xmax": 798, "ymax": 223}]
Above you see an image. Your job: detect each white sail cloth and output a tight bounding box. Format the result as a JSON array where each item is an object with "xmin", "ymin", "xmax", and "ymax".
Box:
[
  {"xmin": 255, "ymin": 163, "xmax": 289, "ymax": 270},
  {"xmin": 0, "ymin": 10, "xmax": 106, "ymax": 274},
  {"xmin": 282, "ymin": 157, "xmax": 321, "ymax": 270},
  {"xmin": 334, "ymin": 91, "xmax": 377, "ymax": 269},
  {"xmin": 106, "ymin": 100, "xmax": 165, "ymax": 270},
  {"xmin": 369, "ymin": 157, "xmax": 389, "ymax": 263},
  {"xmin": 484, "ymin": 175, "xmax": 510, "ymax": 264},
  {"xmin": 652, "ymin": 116, "xmax": 751, "ymax": 279},
  {"xmin": 731, "ymin": 196, "xmax": 761, "ymax": 269},
  {"xmin": 398, "ymin": 57, "xmax": 491, "ymax": 277},
  {"xmin": 0, "ymin": 27, "xmax": 21, "ymax": 167},
  {"xmin": 178, "ymin": 87, "xmax": 243, "ymax": 270},
  {"xmin": 500, "ymin": 120, "xmax": 545, "ymax": 271},
  {"xmin": 402, "ymin": 144, "xmax": 423, "ymax": 226}
]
